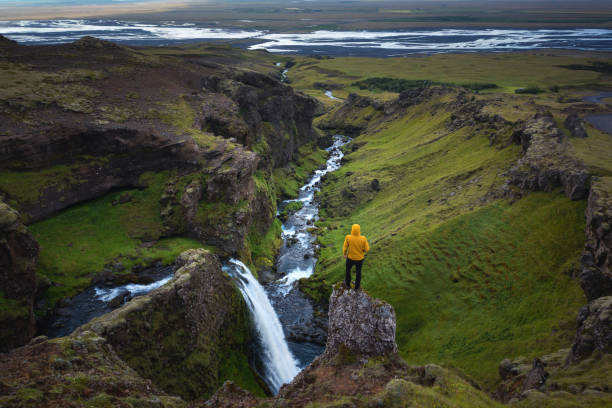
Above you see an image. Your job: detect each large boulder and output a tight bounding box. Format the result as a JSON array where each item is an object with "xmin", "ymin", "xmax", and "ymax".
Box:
[
  {"xmin": 77, "ymin": 249, "xmax": 257, "ymax": 400},
  {"xmin": 322, "ymin": 285, "xmax": 398, "ymax": 360},
  {"xmin": 566, "ymin": 296, "xmax": 612, "ymax": 364},
  {"xmin": 564, "ymin": 112, "xmax": 588, "ymax": 138},
  {"xmin": 0, "ymin": 200, "xmax": 39, "ymax": 352}
]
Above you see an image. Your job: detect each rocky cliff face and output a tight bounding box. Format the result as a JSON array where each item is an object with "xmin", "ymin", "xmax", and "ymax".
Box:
[
  {"xmin": 201, "ymin": 71, "xmax": 320, "ymax": 168},
  {"xmin": 321, "ymin": 284, "xmax": 398, "ymax": 360},
  {"xmin": 77, "ymin": 249, "xmax": 258, "ymax": 400},
  {"xmin": 0, "ymin": 200, "xmax": 38, "ymax": 351},
  {"xmin": 579, "ymin": 178, "xmax": 612, "ymax": 301},
  {"xmin": 2, "ymin": 127, "xmax": 201, "ymax": 224},
  {"xmin": 508, "ymin": 113, "xmax": 590, "ymax": 201}
]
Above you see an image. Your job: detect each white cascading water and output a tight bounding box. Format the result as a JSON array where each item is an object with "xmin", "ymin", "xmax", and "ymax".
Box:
[{"xmin": 223, "ymin": 258, "xmax": 300, "ymax": 394}]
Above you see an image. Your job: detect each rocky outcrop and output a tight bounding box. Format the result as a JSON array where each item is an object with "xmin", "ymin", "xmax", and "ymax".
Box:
[
  {"xmin": 200, "ymin": 70, "xmax": 320, "ymax": 168},
  {"xmin": 579, "ymin": 178, "xmax": 612, "ymax": 301},
  {"xmin": 496, "ymin": 357, "xmax": 550, "ymax": 402},
  {"xmin": 0, "ymin": 331, "xmax": 185, "ymax": 408},
  {"xmin": 322, "ymin": 285, "xmax": 398, "ymax": 360},
  {"xmin": 158, "ymin": 143, "xmax": 266, "ymax": 254},
  {"xmin": 565, "ymin": 112, "xmax": 588, "ymax": 138},
  {"xmin": 0, "ymin": 200, "xmax": 39, "ymax": 352},
  {"xmin": 508, "ymin": 113, "xmax": 590, "ymax": 200},
  {"xmin": 566, "ymin": 296, "xmax": 612, "ymax": 364},
  {"xmin": 267, "ymin": 287, "xmax": 497, "ymax": 407},
  {"xmin": 204, "ymin": 381, "xmax": 258, "ymax": 408},
  {"xmin": 77, "ymin": 249, "xmax": 257, "ymax": 400},
  {"xmin": 1, "ymin": 126, "xmax": 201, "ymax": 223},
  {"xmin": 0, "ymin": 34, "xmax": 17, "ymax": 48}
]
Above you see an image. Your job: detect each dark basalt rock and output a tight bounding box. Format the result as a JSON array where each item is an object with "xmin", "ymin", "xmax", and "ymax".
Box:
[
  {"xmin": 564, "ymin": 112, "xmax": 588, "ymax": 138},
  {"xmin": 0, "ymin": 34, "xmax": 17, "ymax": 48},
  {"xmin": 0, "ymin": 200, "xmax": 39, "ymax": 352},
  {"xmin": 322, "ymin": 285, "xmax": 398, "ymax": 360},
  {"xmin": 77, "ymin": 249, "xmax": 255, "ymax": 400},
  {"xmin": 566, "ymin": 296, "xmax": 612, "ymax": 364},
  {"xmin": 507, "ymin": 113, "xmax": 590, "ymax": 201},
  {"xmin": 579, "ymin": 178, "xmax": 612, "ymax": 301},
  {"xmin": 495, "ymin": 357, "xmax": 550, "ymax": 402},
  {"xmin": 200, "ymin": 70, "xmax": 321, "ymax": 168}
]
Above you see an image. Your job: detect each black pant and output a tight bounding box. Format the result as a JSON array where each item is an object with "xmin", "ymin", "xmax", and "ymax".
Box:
[{"xmin": 345, "ymin": 258, "xmax": 363, "ymax": 290}]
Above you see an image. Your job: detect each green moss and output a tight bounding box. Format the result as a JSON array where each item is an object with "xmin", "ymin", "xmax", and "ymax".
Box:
[
  {"xmin": 570, "ymin": 124, "xmax": 612, "ymax": 177},
  {"xmin": 283, "ymin": 201, "xmax": 304, "ymax": 215},
  {"xmin": 314, "ymin": 93, "xmax": 587, "ymax": 389},
  {"xmin": 29, "ymin": 171, "xmax": 202, "ymax": 306},
  {"xmin": 15, "ymin": 387, "xmax": 44, "ymax": 404},
  {"xmin": 272, "ymin": 142, "xmax": 328, "ymax": 199},
  {"xmin": 115, "ymin": 278, "xmax": 265, "ymax": 400},
  {"xmin": 288, "ymin": 52, "xmax": 611, "ymax": 100},
  {"xmin": 0, "ymin": 163, "xmax": 88, "ymax": 211},
  {"xmin": 0, "ymin": 292, "xmax": 30, "ymax": 321},
  {"xmin": 247, "ymin": 218, "xmax": 282, "ymax": 271}
]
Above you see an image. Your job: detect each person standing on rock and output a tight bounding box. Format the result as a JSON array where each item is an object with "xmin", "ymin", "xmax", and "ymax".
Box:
[{"xmin": 343, "ymin": 224, "xmax": 370, "ymax": 290}]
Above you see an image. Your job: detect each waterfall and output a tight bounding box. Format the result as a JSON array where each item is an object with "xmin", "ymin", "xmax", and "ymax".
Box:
[{"xmin": 223, "ymin": 258, "xmax": 300, "ymax": 394}]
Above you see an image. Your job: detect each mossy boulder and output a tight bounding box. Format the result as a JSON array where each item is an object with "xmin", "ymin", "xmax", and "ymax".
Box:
[{"xmin": 77, "ymin": 249, "xmax": 263, "ymax": 400}]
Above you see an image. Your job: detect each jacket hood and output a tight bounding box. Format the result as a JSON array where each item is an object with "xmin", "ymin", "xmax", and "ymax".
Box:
[{"xmin": 351, "ymin": 224, "xmax": 361, "ymax": 236}]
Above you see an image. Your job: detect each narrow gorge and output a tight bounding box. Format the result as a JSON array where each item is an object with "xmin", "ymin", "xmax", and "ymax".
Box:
[{"xmin": 1, "ymin": 33, "xmax": 612, "ymax": 408}]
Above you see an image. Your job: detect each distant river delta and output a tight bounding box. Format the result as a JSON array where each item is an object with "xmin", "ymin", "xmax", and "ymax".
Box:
[{"xmin": 1, "ymin": 19, "xmax": 612, "ymax": 55}]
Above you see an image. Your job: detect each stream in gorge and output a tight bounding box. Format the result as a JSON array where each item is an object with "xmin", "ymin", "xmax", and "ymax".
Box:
[
  {"xmin": 222, "ymin": 134, "xmax": 350, "ymax": 393},
  {"xmin": 42, "ymin": 134, "xmax": 350, "ymax": 394}
]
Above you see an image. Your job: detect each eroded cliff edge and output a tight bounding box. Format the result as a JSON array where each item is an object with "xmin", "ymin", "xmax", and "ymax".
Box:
[
  {"xmin": 0, "ymin": 248, "xmax": 262, "ymax": 406},
  {"xmin": 0, "ymin": 36, "xmax": 325, "ymax": 349}
]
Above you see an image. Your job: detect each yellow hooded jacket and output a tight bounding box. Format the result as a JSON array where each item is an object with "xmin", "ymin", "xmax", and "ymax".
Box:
[{"xmin": 343, "ymin": 224, "xmax": 370, "ymax": 261}]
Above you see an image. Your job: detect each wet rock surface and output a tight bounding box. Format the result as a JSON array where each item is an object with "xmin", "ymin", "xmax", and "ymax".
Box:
[{"xmin": 0, "ymin": 200, "xmax": 39, "ymax": 352}]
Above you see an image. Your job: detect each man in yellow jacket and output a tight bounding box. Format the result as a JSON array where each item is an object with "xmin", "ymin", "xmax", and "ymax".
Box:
[{"xmin": 343, "ymin": 224, "xmax": 370, "ymax": 290}]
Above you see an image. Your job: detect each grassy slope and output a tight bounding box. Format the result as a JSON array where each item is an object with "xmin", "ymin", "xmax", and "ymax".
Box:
[
  {"xmin": 313, "ymin": 97, "xmax": 586, "ymax": 387},
  {"xmin": 29, "ymin": 171, "xmax": 203, "ymax": 306},
  {"xmin": 288, "ymin": 51, "xmax": 612, "ymax": 101}
]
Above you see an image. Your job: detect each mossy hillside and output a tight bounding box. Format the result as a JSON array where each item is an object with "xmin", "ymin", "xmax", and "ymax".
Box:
[
  {"xmin": 29, "ymin": 171, "xmax": 202, "ymax": 306},
  {"xmin": 313, "ymin": 95, "xmax": 587, "ymax": 388},
  {"xmin": 288, "ymin": 52, "xmax": 612, "ymax": 100},
  {"xmin": 272, "ymin": 141, "xmax": 329, "ymax": 199},
  {"xmin": 0, "ymin": 62, "xmax": 103, "ymax": 114}
]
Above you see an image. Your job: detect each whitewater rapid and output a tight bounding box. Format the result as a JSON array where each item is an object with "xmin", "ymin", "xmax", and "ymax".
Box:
[{"xmin": 223, "ymin": 259, "xmax": 300, "ymax": 394}]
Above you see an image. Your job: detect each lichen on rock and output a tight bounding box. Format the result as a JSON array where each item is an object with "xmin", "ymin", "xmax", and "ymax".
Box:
[{"xmin": 322, "ymin": 284, "xmax": 398, "ymax": 361}]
